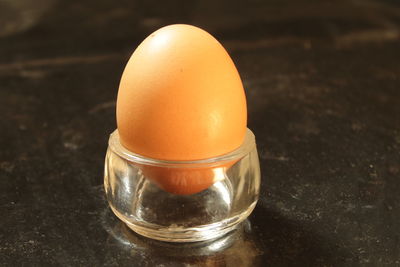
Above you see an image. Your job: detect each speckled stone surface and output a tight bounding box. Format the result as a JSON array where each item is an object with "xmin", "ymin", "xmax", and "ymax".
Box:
[{"xmin": 1, "ymin": 0, "xmax": 400, "ymax": 266}]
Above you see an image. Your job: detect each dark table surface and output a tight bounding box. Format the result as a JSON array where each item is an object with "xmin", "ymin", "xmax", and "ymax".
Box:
[{"xmin": 1, "ymin": 0, "xmax": 400, "ymax": 266}]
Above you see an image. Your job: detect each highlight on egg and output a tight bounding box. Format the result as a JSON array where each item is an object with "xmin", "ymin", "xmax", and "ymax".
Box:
[{"xmin": 116, "ymin": 24, "xmax": 247, "ymax": 195}]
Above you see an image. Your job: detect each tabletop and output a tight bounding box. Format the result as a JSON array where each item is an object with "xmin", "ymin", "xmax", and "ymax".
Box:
[{"xmin": 1, "ymin": 0, "xmax": 400, "ymax": 266}]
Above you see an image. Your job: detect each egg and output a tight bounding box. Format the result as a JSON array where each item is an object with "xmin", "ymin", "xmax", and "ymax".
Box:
[
  {"xmin": 139, "ymin": 162, "xmax": 234, "ymax": 195},
  {"xmin": 116, "ymin": 24, "xmax": 247, "ymax": 195}
]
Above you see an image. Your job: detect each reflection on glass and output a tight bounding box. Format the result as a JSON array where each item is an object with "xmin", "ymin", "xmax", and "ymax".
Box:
[{"xmin": 102, "ymin": 207, "xmax": 263, "ymax": 266}]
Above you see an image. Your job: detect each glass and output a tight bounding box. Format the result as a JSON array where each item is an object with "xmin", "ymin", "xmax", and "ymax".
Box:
[{"xmin": 104, "ymin": 128, "xmax": 261, "ymax": 242}]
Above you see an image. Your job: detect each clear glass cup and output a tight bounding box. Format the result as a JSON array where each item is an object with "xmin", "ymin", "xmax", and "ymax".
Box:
[{"xmin": 104, "ymin": 128, "xmax": 261, "ymax": 242}]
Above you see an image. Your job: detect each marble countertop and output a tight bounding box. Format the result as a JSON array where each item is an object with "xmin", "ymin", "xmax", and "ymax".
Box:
[{"xmin": 1, "ymin": 0, "xmax": 400, "ymax": 266}]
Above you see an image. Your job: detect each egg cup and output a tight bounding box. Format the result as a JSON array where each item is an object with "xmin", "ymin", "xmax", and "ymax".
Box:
[{"xmin": 104, "ymin": 128, "xmax": 260, "ymax": 242}]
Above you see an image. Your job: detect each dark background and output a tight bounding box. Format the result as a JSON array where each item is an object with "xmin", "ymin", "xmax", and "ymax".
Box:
[{"xmin": 1, "ymin": 0, "xmax": 400, "ymax": 266}]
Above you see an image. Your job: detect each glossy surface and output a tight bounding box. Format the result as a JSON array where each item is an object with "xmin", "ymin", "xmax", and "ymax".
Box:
[
  {"xmin": 104, "ymin": 129, "xmax": 260, "ymax": 241},
  {"xmin": 1, "ymin": 0, "xmax": 400, "ymax": 266},
  {"xmin": 117, "ymin": 24, "xmax": 247, "ymax": 161},
  {"xmin": 107, "ymin": 129, "xmax": 250, "ymax": 195}
]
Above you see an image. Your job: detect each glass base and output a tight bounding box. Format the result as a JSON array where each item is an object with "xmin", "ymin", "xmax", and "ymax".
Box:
[
  {"xmin": 107, "ymin": 171, "xmax": 257, "ymax": 242},
  {"xmin": 104, "ymin": 129, "xmax": 261, "ymax": 242},
  {"xmin": 110, "ymin": 202, "xmax": 257, "ymax": 243}
]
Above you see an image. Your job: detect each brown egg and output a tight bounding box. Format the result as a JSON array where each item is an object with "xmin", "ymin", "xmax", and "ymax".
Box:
[
  {"xmin": 116, "ymin": 24, "xmax": 247, "ymax": 194},
  {"xmin": 140, "ymin": 162, "xmax": 235, "ymax": 195}
]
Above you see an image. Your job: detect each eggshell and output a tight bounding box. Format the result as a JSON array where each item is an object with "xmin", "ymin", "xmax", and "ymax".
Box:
[
  {"xmin": 117, "ymin": 24, "xmax": 247, "ymax": 160},
  {"xmin": 116, "ymin": 24, "xmax": 246, "ymax": 194},
  {"xmin": 141, "ymin": 161, "xmax": 235, "ymax": 195}
]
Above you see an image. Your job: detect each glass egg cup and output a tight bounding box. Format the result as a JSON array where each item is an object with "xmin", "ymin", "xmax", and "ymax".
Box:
[{"xmin": 104, "ymin": 129, "xmax": 261, "ymax": 242}]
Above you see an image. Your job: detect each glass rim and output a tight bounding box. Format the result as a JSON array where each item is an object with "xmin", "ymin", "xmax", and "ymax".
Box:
[{"xmin": 108, "ymin": 128, "xmax": 256, "ymax": 168}]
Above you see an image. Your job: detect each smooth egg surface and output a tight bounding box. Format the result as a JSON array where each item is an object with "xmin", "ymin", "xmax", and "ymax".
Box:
[{"xmin": 117, "ymin": 24, "xmax": 247, "ymax": 161}]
